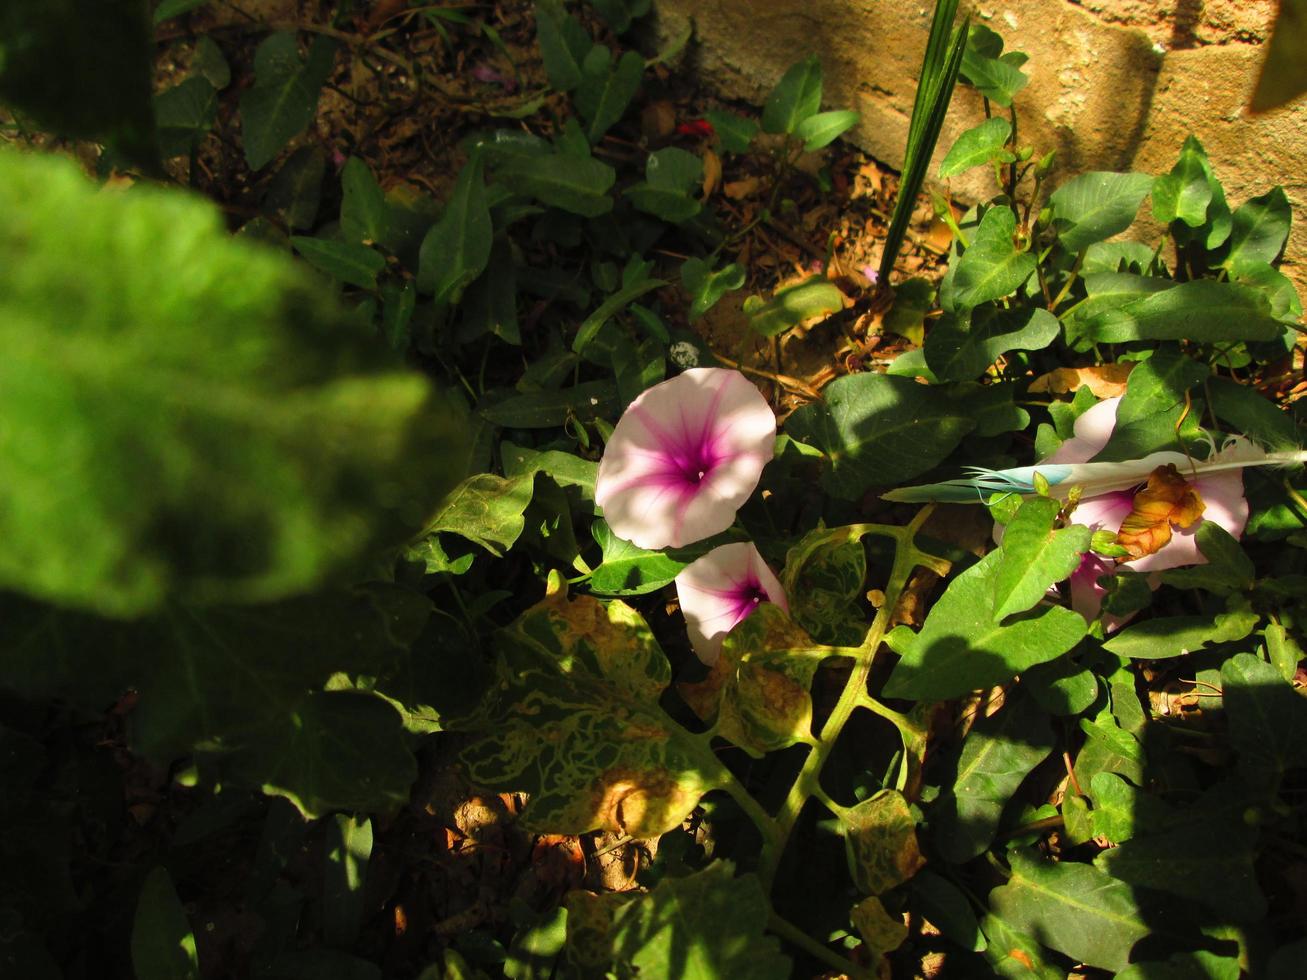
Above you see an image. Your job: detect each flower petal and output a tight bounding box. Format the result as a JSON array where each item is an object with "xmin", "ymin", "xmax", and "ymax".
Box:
[
  {"xmin": 675, "ymin": 542, "xmax": 787, "ymax": 665},
  {"xmin": 596, "ymin": 368, "xmax": 776, "ymax": 550},
  {"xmin": 1044, "ymin": 396, "xmax": 1121, "ymax": 464}
]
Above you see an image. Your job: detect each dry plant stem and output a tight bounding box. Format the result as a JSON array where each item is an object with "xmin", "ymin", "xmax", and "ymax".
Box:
[{"xmin": 760, "ymin": 506, "xmax": 940, "ymax": 891}]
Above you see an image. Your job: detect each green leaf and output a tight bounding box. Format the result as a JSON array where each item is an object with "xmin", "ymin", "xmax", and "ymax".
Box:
[
  {"xmin": 1074, "ymin": 279, "xmax": 1284, "ymax": 344},
  {"xmin": 291, "ymin": 237, "xmax": 386, "ymax": 289},
  {"xmin": 850, "ymin": 896, "xmax": 909, "ymax": 958},
  {"xmin": 496, "ymin": 152, "xmax": 616, "ymax": 216},
  {"xmin": 743, "ymin": 276, "xmax": 844, "ymax": 337},
  {"xmin": 340, "ymin": 157, "xmax": 391, "ymax": 245},
  {"xmin": 479, "ymin": 380, "xmax": 618, "ymax": 427},
  {"xmin": 784, "ymin": 373, "xmax": 975, "ymax": 499},
  {"xmin": 575, "ymin": 48, "xmax": 643, "ymax": 143},
  {"xmin": 911, "ymin": 872, "xmax": 985, "ymax": 952},
  {"xmin": 411, "ymin": 472, "xmax": 537, "ymax": 557},
  {"xmin": 1074, "ymin": 714, "xmax": 1145, "ymax": 787},
  {"xmin": 843, "ymin": 789, "xmax": 925, "ymax": 894},
  {"xmin": 323, "ymin": 814, "xmax": 373, "ymax": 947},
  {"xmin": 1251, "ymin": 0, "xmax": 1307, "ymax": 111},
  {"xmin": 795, "ymin": 109, "xmax": 860, "ymax": 151},
  {"xmin": 1208, "ymin": 375, "xmax": 1302, "ymax": 450},
  {"xmin": 154, "ymin": 76, "xmax": 218, "ymax": 158},
  {"xmin": 564, "ymin": 862, "xmax": 790, "ymax": 979},
  {"xmin": 989, "ymin": 850, "xmax": 1149, "ymax": 972},
  {"xmin": 1093, "ymin": 795, "xmax": 1265, "ymax": 921},
  {"xmin": 240, "ymin": 33, "xmax": 337, "ymax": 171},
  {"xmin": 1157, "ymin": 522, "xmax": 1255, "ymax": 594},
  {"xmin": 1152, "ymin": 135, "xmax": 1214, "ymax": 227},
  {"xmin": 1103, "ymin": 610, "xmax": 1260, "ymax": 660},
  {"xmin": 923, "ymin": 304, "xmax": 1059, "ymax": 381},
  {"xmin": 991, "ymin": 497, "xmax": 1092, "ymax": 621},
  {"xmin": 132, "ymin": 867, "xmax": 199, "ymax": 980},
  {"xmin": 458, "ymin": 576, "xmax": 727, "ymax": 836},
  {"xmin": 535, "ymin": 0, "xmax": 591, "ymax": 92},
  {"xmin": 705, "ymin": 109, "xmax": 760, "ymax": 154},
  {"xmin": 624, "ymin": 146, "xmax": 703, "ymax": 222},
  {"xmin": 959, "ymin": 28, "xmax": 1028, "ymax": 107},
  {"xmin": 265, "ymin": 147, "xmax": 325, "ymax": 231},
  {"xmin": 761, "ymin": 55, "xmax": 823, "ymax": 134},
  {"xmin": 418, "ymin": 156, "xmax": 492, "ymax": 300},
  {"xmin": 572, "ymin": 278, "xmax": 666, "ymax": 352},
  {"xmin": 979, "ymin": 912, "xmax": 1062, "ymax": 979},
  {"xmin": 1092, "ymin": 347, "xmax": 1207, "ymax": 462},
  {"xmin": 938, "ymin": 116, "xmax": 1011, "ymax": 178},
  {"xmin": 1117, "ymin": 951, "xmax": 1242, "ymax": 980},
  {"xmin": 585, "ymin": 0, "xmax": 650, "ymax": 34},
  {"xmin": 501, "ymin": 443, "xmax": 598, "ymax": 496},
  {"xmin": 931, "ymin": 691, "xmax": 1054, "ymax": 863},
  {"xmin": 0, "ymin": 0, "xmax": 158, "ymax": 170},
  {"xmin": 682, "ymin": 258, "xmax": 746, "ymax": 320},
  {"xmin": 462, "ymin": 239, "xmax": 520, "ymax": 344},
  {"xmin": 154, "ymin": 0, "xmax": 212, "ymax": 22},
  {"xmin": 1221, "ymin": 651, "xmax": 1307, "ymax": 792},
  {"xmin": 0, "ymin": 149, "xmax": 466, "ymax": 616},
  {"xmin": 587, "ymin": 520, "xmax": 688, "ymax": 595},
  {"xmin": 192, "ymin": 36, "xmax": 231, "ymax": 90},
  {"xmin": 882, "ymin": 550, "xmax": 1087, "ymax": 700},
  {"xmin": 1220, "ymin": 186, "xmax": 1292, "ymax": 273},
  {"xmin": 948, "ymin": 206, "xmax": 1035, "ymax": 311},
  {"xmin": 1048, "ymin": 171, "xmax": 1153, "ymax": 253}
]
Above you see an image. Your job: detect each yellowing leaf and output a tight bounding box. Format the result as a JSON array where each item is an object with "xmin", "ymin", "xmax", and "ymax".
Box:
[{"xmin": 1028, "ymin": 363, "xmax": 1135, "ymax": 398}]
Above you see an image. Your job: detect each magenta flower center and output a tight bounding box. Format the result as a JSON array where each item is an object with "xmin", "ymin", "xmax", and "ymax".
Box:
[{"xmin": 625, "ymin": 394, "xmax": 732, "ymax": 496}]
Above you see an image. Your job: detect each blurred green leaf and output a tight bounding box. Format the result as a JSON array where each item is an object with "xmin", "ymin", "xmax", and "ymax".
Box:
[
  {"xmin": 154, "ymin": 0, "xmax": 211, "ymax": 23},
  {"xmin": 0, "ymin": 149, "xmax": 465, "ymax": 616},
  {"xmin": 240, "ymin": 32, "xmax": 337, "ymax": 171},
  {"xmin": 154, "ymin": 76, "xmax": 217, "ymax": 158},
  {"xmin": 0, "ymin": 0, "xmax": 158, "ymax": 169},
  {"xmin": 761, "ymin": 55, "xmax": 822, "ymax": 134},
  {"xmin": 938, "ymin": 116, "xmax": 1011, "ymax": 178},
  {"xmin": 1251, "ymin": 0, "xmax": 1307, "ymax": 111},
  {"xmin": 132, "ymin": 867, "xmax": 199, "ymax": 980},
  {"xmin": 323, "ymin": 814, "xmax": 372, "ymax": 947}
]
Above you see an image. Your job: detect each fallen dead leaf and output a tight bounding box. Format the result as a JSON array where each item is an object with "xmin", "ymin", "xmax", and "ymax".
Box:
[
  {"xmin": 1029, "ymin": 363, "xmax": 1136, "ymax": 398},
  {"xmin": 1116, "ymin": 464, "xmax": 1205, "ymax": 560},
  {"xmin": 701, "ymin": 147, "xmax": 722, "ymax": 199},
  {"xmin": 724, "ymin": 176, "xmax": 764, "ymax": 200}
]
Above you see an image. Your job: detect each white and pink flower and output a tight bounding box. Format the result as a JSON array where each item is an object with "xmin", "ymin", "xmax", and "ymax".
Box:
[
  {"xmin": 674, "ymin": 542, "xmax": 788, "ymax": 664},
  {"xmin": 594, "ymin": 368, "xmax": 776, "ymax": 551}
]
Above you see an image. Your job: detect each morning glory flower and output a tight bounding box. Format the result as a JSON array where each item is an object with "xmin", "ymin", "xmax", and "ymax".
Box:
[
  {"xmin": 595, "ymin": 368, "xmax": 777, "ymax": 550},
  {"xmin": 675, "ymin": 542, "xmax": 788, "ymax": 664}
]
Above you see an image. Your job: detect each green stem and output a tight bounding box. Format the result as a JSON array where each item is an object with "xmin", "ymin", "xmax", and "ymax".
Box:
[
  {"xmin": 1048, "ymin": 248, "xmax": 1086, "ymax": 313},
  {"xmin": 762, "ymin": 507, "xmax": 940, "ymax": 889},
  {"xmin": 767, "ymin": 913, "xmax": 875, "ymax": 979}
]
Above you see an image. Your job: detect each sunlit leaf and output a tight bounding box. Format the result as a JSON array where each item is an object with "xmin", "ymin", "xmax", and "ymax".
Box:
[
  {"xmin": 923, "ymin": 304, "xmax": 1059, "ymax": 381},
  {"xmin": 1103, "ymin": 609, "xmax": 1259, "ymax": 660},
  {"xmin": 795, "ymin": 109, "xmax": 860, "ymax": 151},
  {"xmin": 1220, "ymin": 186, "xmax": 1292, "ymax": 273},
  {"xmin": 948, "ymin": 206, "xmax": 1035, "ymax": 311},
  {"xmin": 744, "ymin": 276, "xmax": 844, "ymax": 337},
  {"xmin": 882, "ymin": 550, "xmax": 1087, "ymax": 700},
  {"xmin": 844, "ymin": 789, "xmax": 924, "ymax": 895},
  {"xmin": 1048, "ymin": 171, "xmax": 1153, "ymax": 254},
  {"xmin": 682, "ymin": 258, "xmax": 746, "ymax": 320},
  {"xmin": 938, "ymin": 116, "xmax": 1011, "ymax": 178},
  {"xmin": 458, "ymin": 575, "xmax": 726, "ymax": 836}
]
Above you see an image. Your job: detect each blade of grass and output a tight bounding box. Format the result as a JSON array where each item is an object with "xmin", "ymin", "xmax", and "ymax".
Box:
[{"xmin": 878, "ymin": 2, "xmax": 969, "ymax": 286}]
